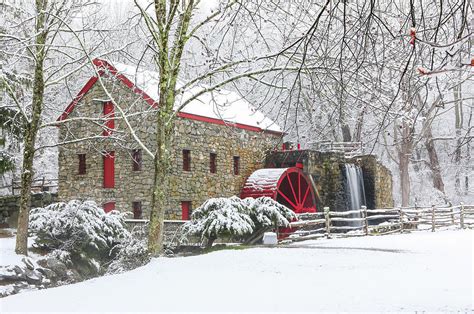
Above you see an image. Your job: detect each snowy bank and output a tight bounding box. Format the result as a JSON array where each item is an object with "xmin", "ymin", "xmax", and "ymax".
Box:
[{"xmin": 1, "ymin": 229, "xmax": 472, "ymax": 312}]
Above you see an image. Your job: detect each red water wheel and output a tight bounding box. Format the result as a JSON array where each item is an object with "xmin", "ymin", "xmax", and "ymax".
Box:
[{"xmin": 241, "ymin": 167, "xmax": 317, "ymax": 214}]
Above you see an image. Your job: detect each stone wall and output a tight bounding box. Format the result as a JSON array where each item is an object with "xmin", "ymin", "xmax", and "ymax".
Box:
[
  {"xmin": 58, "ymin": 76, "xmax": 281, "ymax": 220},
  {"xmin": 359, "ymin": 155, "xmax": 394, "ymax": 208},
  {"xmin": 0, "ymin": 193, "xmax": 58, "ymax": 227}
]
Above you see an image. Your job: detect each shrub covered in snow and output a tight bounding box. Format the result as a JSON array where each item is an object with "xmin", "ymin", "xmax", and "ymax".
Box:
[
  {"xmin": 182, "ymin": 196, "xmax": 254, "ymax": 247},
  {"xmin": 107, "ymin": 227, "xmax": 150, "ymax": 274},
  {"xmin": 29, "ymin": 200, "xmax": 145, "ymax": 277},
  {"xmin": 243, "ymin": 197, "xmax": 296, "ymax": 229},
  {"xmin": 182, "ymin": 196, "xmax": 296, "ymax": 247}
]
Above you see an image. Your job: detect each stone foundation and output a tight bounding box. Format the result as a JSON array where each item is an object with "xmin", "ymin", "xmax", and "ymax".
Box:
[{"xmin": 357, "ymin": 155, "xmax": 394, "ymax": 208}]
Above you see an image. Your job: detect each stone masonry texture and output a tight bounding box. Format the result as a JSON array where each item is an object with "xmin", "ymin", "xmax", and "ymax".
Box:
[{"xmin": 0, "ymin": 193, "xmax": 58, "ymax": 227}]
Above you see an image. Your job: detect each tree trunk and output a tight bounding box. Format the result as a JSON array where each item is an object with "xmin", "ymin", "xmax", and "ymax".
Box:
[
  {"xmin": 399, "ymin": 150, "xmax": 410, "ymax": 207},
  {"xmin": 206, "ymin": 234, "xmax": 217, "ymax": 249},
  {"xmin": 453, "ymin": 83, "xmax": 463, "ymax": 195},
  {"xmin": 398, "ymin": 121, "xmax": 412, "ymax": 207},
  {"xmin": 15, "ymin": 138, "xmax": 36, "ymax": 255},
  {"xmin": 341, "ymin": 124, "xmax": 352, "ymax": 142},
  {"xmin": 146, "ymin": 0, "xmax": 195, "ymax": 256},
  {"xmin": 15, "ymin": 0, "xmax": 47, "ymax": 255},
  {"xmin": 148, "ymin": 111, "xmax": 174, "ymax": 255},
  {"xmin": 353, "ymin": 104, "xmax": 367, "ymax": 142},
  {"xmin": 424, "ymin": 127, "xmax": 445, "ymax": 194},
  {"xmin": 465, "ymin": 107, "xmax": 472, "ymax": 195}
]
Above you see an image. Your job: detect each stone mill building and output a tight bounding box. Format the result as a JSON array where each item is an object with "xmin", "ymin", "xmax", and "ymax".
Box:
[
  {"xmin": 56, "ymin": 59, "xmax": 393, "ymax": 222},
  {"xmin": 56, "ymin": 59, "xmax": 283, "ymax": 220}
]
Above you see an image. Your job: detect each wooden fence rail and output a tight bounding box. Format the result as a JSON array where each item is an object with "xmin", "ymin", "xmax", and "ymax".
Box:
[
  {"xmin": 280, "ymin": 203, "xmax": 473, "ymax": 243},
  {"xmin": 1, "ymin": 177, "xmax": 59, "ymax": 195}
]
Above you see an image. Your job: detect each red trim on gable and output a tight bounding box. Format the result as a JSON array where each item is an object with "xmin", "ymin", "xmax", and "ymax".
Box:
[
  {"xmin": 92, "ymin": 59, "xmax": 158, "ymax": 107},
  {"xmin": 57, "ymin": 58, "xmax": 283, "ymax": 135},
  {"xmin": 58, "ymin": 76, "xmax": 98, "ymax": 121},
  {"xmin": 177, "ymin": 112, "xmax": 282, "ymax": 135}
]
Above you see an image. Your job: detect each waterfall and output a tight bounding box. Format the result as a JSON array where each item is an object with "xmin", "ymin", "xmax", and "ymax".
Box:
[{"xmin": 344, "ymin": 164, "xmax": 367, "ymax": 227}]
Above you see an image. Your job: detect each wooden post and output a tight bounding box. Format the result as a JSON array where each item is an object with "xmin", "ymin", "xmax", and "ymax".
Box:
[
  {"xmin": 449, "ymin": 204, "xmax": 455, "ymax": 225},
  {"xmin": 362, "ymin": 205, "xmax": 368, "ymax": 235},
  {"xmin": 324, "ymin": 207, "xmax": 331, "ymax": 238},
  {"xmin": 460, "ymin": 202, "xmax": 464, "ymax": 229},
  {"xmin": 431, "ymin": 205, "xmax": 436, "ymax": 232},
  {"xmin": 399, "ymin": 208, "xmax": 404, "ymax": 233},
  {"xmin": 414, "ymin": 203, "xmax": 419, "ymax": 227}
]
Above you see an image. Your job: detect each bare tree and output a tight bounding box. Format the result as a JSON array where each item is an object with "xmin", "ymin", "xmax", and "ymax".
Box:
[{"xmin": 0, "ymin": 0, "xmax": 125, "ymax": 255}]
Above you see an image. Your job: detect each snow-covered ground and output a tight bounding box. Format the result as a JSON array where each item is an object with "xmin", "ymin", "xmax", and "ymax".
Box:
[
  {"xmin": 1, "ymin": 229, "xmax": 472, "ymax": 312},
  {"xmin": 0, "ymin": 230, "xmax": 39, "ymax": 267}
]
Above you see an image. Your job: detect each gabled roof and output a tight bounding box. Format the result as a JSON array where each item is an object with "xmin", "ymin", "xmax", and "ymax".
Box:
[{"xmin": 57, "ymin": 58, "xmax": 283, "ymax": 134}]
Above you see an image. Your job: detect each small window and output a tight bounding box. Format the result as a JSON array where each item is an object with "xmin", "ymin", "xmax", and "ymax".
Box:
[
  {"xmin": 103, "ymin": 151, "xmax": 115, "ymax": 188},
  {"xmin": 132, "ymin": 201, "xmax": 142, "ymax": 219},
  {"xmin": 181, "ymin": 201, "xmax": 192, "ymax": 220},
  {"xmin": 233, "ymin": 156, "xmax": 240, "ymax": 175},
  {"xmin": 210, "ymin": 153, "xmax": 217, "ymax": 174},
  {"xmin": 183, "ymin": 149, "xmax": 191, "ymax": 171},
  {"xmin": 103, "ymin": 201, "xmax": 115, "ymax": 213},
  {"xmin": 132, "ymin": 149, "xmax": 142, "ymax": 171},
  {"xmin": 78, "ymin": 154, "xmax": 86, "ymax": 175},
  {"xmin": 102, "ymin": 102, "xmax": 114, "ymax": 136}
]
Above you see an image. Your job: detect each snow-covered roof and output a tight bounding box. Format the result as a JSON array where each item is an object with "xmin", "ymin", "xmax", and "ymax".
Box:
[{"xmin": 111, "ymin": 62, "xmax": 282, "ymax": 133}]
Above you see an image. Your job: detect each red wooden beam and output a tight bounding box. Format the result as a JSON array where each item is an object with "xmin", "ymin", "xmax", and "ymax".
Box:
[{"xmin": 57, "ymin": 76, "xmax": 98, "ymax": 121}]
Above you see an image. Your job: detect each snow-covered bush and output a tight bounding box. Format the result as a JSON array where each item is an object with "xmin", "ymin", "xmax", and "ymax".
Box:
[
  {"xmin": 29, "ymin": 200, "xmax": 133, "ymax": 277},
  {"xmin": 243, "ymin": 197, "xmax": 296, "ymax": 229},
  {"xmin": 107, "ymin": 228, "xmax": 150, "ymax": 274},
  {"xmin": 182, "ymin": 196, "xmax": 296, "ymax": 247},
  {"xmin": 182, "ymin": 196, "xmax": 254, "ymax": 247}
]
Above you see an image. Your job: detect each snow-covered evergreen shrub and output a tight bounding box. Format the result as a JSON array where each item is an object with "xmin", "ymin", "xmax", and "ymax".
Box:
[
  {"xmin": 29, "ymin": 200, "xmax": 131, "ymax": 277},
  {"xmin": 107, "ymin": 229, "xmax": 150, "ymax": 274},
  {"xmin": 243, "ymin": 197, "xmax": 297, "ymax": 229},
  {"xmin": 182, "ymin": 196, "xmax": 296, "ymax": 247},
  {"xmin": 182, "ymin": 196, "xmax": 254, "ymax": 247}
]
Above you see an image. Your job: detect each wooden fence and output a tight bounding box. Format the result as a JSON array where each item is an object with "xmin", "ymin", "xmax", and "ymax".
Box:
[
  {"xmin": 3, "ymin": 177, "xmax": 59, "ymax": 195},
  {"xmin": 310, "ymin": 141, "xmax": 363, "ymax": 158},
  {"xmin": 122, "ymin": 204, "xmax": 474, "ymax": 246},
  {"xmin": 280, "ymin": 203, "xmax": 474, "ymax": 243}
]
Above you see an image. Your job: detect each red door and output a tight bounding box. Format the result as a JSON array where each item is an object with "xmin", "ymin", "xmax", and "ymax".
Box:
[
  {"xmin": 103, "ymin": 201, "xmax": 115, "ymax": 213},
  {"xmin": 181, "ymin": 201, "xmax": 191, "ymax": 220},
  {"xmin": 102, "ymin": 102, "xmax": 114, "ymax": 136},
  {"xmin": 103, "ymin": 151, "xmax": 115, "ymax": 188}
]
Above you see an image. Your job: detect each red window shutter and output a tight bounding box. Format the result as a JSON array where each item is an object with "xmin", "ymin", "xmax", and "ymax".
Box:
[
  {"xmin": 132, "ymin": 149, "xmax": 142, "ymax": 171},
  {"xmin": 102, "ymin": 102, "xmax": 114, "ymax": 136},
  {"xmin": 103, "ymin": 151, "xmax": 115, "ymax": 188},
  {"xmin": 78, "ymin": 154, "xmax": 86, "ymax": 175},
  {"xmin": 182, "ymin": 150, "xmax": 191, "ymax": 171},
  {"xmin": 103, "ymin": 201, "xmax": 115, "ymax": 213},
  {"xmin": 233, "ymin": 156, "xmax": 240, "ymax": 175},
  {"xmin": 181, "ymin": 201, "xmax": 191, "ymax": 220},
  {"xmin": 132, "ymin": 201, "xmax": 142, "ymax": 219},
  {"xmin": 210, "ymin": 153, "xmax": 217, "ymax": 173}
]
